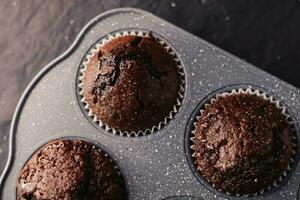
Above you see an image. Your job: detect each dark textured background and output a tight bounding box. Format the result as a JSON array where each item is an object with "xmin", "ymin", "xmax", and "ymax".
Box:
[{"xmin": 0, "ymin": 0, "xmax": 300, "ymax": 174}]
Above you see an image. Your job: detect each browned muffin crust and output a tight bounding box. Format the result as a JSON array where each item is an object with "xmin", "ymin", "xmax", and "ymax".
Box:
[
  {"xmin": 82, "ymin": 35, "xmax": 180, "ymax": 132},
  {"xmin": 17, "ymin": 140, "xmax": 127, "ymax": 200},
  {"xmin": 194, "ymin": 93, "xmax": 293, "ymax": 195}
]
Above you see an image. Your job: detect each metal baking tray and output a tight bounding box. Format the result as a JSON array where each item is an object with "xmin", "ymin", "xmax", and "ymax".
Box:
[{"xmin": 1, "ymin": 8, "xmax": 300, "ymax": 200}]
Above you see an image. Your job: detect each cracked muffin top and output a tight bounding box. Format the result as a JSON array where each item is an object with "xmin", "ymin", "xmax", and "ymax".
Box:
[
  {"xmin": 82, "ymin": 35, "xmax": 180, "ymax": 132},
  {"xmin": 17, "ymin": 140, "xmax": 127, "ymax": 200},
  {"xmin": 193, "ymin": 93, "xmax": 293, "ymax": 195}
]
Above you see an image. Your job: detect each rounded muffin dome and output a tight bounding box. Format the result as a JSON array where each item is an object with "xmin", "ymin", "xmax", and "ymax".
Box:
[
  {"xmin": 81, "ymin": 34, "xmax": 180, "ymax": 132},
  {"xmin": 193, "ymin": 92, "xmax": 293, "ymax": 195},
  {"xmin": 17, "ymin": 140, "xmax": 127, "ymax": 200}
]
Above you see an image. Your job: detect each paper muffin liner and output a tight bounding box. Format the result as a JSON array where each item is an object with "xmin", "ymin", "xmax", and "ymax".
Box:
[
  {"xmin": 189, "ymin": 87, "xmax": 297, "ymax": 197},
  {"xmin": 78, "ymin": 30, "xmax": 185, "ymax": 137}
]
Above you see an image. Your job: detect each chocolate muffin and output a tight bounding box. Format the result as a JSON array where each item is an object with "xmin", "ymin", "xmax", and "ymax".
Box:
[
  {"xmin": 193, "ymin": 92, "xmax": 293, "ymax": 195},
  {"xmin": 17, "ymin": 140, "xmax": 127, "ymax": 200},
  {"xmin": 82, "ymin": 34, "xmax": 180, "ymax": 132}
]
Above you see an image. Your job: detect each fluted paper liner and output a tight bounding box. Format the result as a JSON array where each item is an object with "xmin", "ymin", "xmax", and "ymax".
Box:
[
  {"xmin": 78, "ymin": 30, "xmax": 185, "ymax": 137},
  {"xmin": 189, "ymin": 88, "xmax": 297, "ymax": 197}
]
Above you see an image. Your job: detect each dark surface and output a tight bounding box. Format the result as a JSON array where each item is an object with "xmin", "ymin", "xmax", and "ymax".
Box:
[
  {"xmin": 17, "ymin": 139, "xmax": 126, "ymax": 200},
  {"xmin": 193, "ymin": 93, "xmax": 293, "ymax": 195},
  {"xmin": 82, "ymin": 35, "xmax": 180, "ymax": 132},
  {"xmin": 0, "ymin": 0, "xmax": 300, "ymax": 174}
]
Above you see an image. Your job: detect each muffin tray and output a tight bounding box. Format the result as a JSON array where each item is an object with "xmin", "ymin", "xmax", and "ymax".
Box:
[{"xmin": 1, "ymin": 8, "xmax": 300, "ymax": 200}]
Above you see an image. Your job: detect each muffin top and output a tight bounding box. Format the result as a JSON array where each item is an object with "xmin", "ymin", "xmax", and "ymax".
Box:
[
  {"xmin": 17, "ymin": 140, "xmax": 127, "ymax": 200},
  {"xmin": 82, "ymin": 35, "xmax": 180, "ymax": 132},
  {"xmin": 193, "ymin": 93, "xmax": 293, "ymax": 195}
]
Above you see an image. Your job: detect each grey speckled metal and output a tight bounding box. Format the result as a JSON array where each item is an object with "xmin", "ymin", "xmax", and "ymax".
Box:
[
  {"xmin": 0, "ymin": 8, "xmax": 300, "ymax": 200},
  {"xmin": 164, "ymin": 197, "xmax": 203, "ymax": 200}
]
